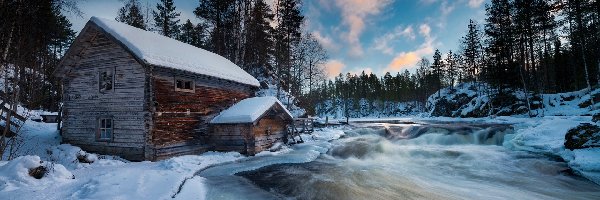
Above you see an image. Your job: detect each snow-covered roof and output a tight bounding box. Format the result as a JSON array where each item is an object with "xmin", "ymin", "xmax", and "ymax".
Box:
[
  {"xmin": 210, "ymin": 97, "xmax": 293, "ymax": 124},
  {"xmin": 90, "ymin": 17, "xmax": 259, "ymax": 87}
]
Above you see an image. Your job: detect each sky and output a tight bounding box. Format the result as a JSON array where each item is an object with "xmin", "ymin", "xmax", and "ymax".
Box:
[{"xmin": 67, "ymin": 0, "xmax": 489, "ymax": 79}]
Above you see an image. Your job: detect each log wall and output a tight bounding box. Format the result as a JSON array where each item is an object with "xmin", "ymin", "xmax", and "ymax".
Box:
[
  {"xmin": 61, "ymin": 27, "xmax": 149, "ymax": 161},
  {"xmin": 210, "ymin": 106, "xmax": 289, "ymax": 155},
  {"xmin": 252, "ymin": 116, "xmax": 287, "ymax": 153},
  {"xmin": 150, "ymin": 69, "xmax": 254, "ymax": 158}
]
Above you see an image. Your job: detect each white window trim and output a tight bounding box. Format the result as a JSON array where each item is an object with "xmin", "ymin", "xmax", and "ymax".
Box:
[
  {"xmin": 97, "ymin": 118, "xmax": 113, "ymax": 141},
  {"xmin": 174, "ymin": 77, "xmax": 195, "ymax": 93}
]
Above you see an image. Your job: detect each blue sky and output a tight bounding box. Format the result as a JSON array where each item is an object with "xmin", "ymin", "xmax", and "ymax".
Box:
[{"xmin": 67, "ymin": 0, "xmax": 489, "ymax": 78}]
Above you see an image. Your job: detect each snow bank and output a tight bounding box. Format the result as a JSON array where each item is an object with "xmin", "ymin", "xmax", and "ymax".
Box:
[
  {"xmin": 47, "ymin": 144, "xmax": 104, "ymax": 169},
  {"xmin": 506, "ymin": 116, "xmax": 600, "ymax": 184},
  {"xmin": 563, "ymin": 148, "xmax": 600, "ymax": 185},
  {"xmin": 161, "ymin": 152, "xmax": 244, "ymax": 173},
  {"xmin": 0, "ymin": 155, "xmax": 73, "ymax": 192},
  {"xmin": 508, "ymin": 117, "xmax": 588, "ymax": 153}
]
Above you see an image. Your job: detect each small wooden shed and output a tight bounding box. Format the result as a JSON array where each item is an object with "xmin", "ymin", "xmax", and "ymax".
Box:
[
  {"xmin": 55, "ymin": 17, "xmax": 262, "ymax": 161},
  {"xmin": 210, "ymin": 97, "xmax": 293, "ymax": 155}
]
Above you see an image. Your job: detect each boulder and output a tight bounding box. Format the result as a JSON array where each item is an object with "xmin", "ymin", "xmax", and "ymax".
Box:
[{"xmin": 565, "ymin": 123, "xmax": 600, "ymax": 150}]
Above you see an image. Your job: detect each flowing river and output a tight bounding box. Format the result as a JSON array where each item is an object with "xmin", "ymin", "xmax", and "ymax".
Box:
[{"xmin": 198, "ymin": 121, "xmax": 600, "ymax": 200}]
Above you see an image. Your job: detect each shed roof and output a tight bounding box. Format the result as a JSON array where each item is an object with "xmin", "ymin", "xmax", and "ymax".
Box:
[
  {"xmin": 210, "ymin": 97, "xmax": 293, "ymax": 124},
  {"xmin": 60, "ymin": 17, "xmax": 260, "ymax": 87}
]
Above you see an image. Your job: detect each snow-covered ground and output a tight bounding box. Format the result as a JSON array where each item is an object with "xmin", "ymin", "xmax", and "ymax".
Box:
[
  {"xmin": 0, "ymin": 113, "xmax": 598, "ymax": 199},
  {"xmin": 0, "ymin": 117, "xmax": 344, "ymax": 200}
]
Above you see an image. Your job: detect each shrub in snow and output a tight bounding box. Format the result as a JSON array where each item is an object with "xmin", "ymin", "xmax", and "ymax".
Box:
[{"xmin": 565, "ymin": 123, "xmax": 600, "ymax": 150}]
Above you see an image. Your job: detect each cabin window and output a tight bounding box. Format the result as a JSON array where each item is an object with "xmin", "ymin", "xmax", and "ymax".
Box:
[
  {"xmin": 99, "ymin": 68, "xmax": 115, "ymax": 93},
  {"xmin": 175, "ymin": 78, "xmax": 194, "ymax": 92},
  {"xmin": 98, "ymin": 118, "xmax": 113, "ymax": 141}
]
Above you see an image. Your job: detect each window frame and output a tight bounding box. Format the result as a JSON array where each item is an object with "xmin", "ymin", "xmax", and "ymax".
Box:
[
  {"xmin": 97, "ymin": 118, "xmax": 114, "ymax": 141},
  {"xmin": 98, "ymin": 67, "xmax": 115, "ymax": 94},
  {"xmin": 174, "ymin": 77, "xmax": 195, "ymax": 93}
]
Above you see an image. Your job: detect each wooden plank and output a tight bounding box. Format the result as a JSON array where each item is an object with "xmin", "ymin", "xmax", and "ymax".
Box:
[{"xmin": 0, "ymin": 106, "xmax": 26, "ymax": 121}]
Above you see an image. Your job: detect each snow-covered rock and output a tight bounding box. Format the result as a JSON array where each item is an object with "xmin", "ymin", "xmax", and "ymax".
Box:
[{"xmin": 427, "ymin": 82, "xmax": 600, "ymax": 117}]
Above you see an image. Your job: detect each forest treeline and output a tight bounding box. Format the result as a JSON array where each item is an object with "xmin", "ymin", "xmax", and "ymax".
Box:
[
  {"xmin": 0, "ymin": 0, "xmax": 327, "ymax": 112},
  {"xmin": 308, "ymin": 0, "xmax": 600, "ymax": 116}
]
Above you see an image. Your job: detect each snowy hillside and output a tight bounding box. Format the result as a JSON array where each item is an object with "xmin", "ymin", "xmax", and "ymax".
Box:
[{"xmin": 427, "ymin": 82, "xmax": 600, "ymax": 117}]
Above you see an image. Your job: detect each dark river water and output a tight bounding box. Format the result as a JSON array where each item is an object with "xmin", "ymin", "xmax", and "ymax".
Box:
[{"xmin": 199, "ymin": 122, "xmax": 600, "ymax": 200}]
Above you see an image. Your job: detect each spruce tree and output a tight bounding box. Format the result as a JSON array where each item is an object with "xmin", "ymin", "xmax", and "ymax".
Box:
[
  {"xmin": 431, "ymin": 49, "xmax": 444, "ymax": 98},
  {"xmin": 153, "ymin": 0, "xmax": 180, "ymax": 38},
  {"xmin": 195, "ymin": 0, "xmax": 236, "ymax": 56},
  {"xmin": 274, "ymin": 0, "xmax": 304, "ymax": 95},
  {"xmin": 243, "ymin": 0, "xmax": 275, "ymax": 77},
  {"xmin": 116, "ymin": 0, "xmax": 147, "ymax": 30},
  {"xmin": 461, "ymin": 19, "xmax": 482, "ymax": 82},
  {"xmin": 445, "ymin": 50, "xmax": 457, "ymax": 89},
  {"xmin": 179, "ymin": 19, "xmax": 195, "ymax": 45}
]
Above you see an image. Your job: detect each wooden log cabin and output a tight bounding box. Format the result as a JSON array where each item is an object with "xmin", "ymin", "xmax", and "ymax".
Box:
[
  {"xmin": 210, "ymin": 97, "xmax": 293, "ymax": 155},
  {"xmin": 55, "ymin": 17, "xmax": 291, "ymax": 161}
]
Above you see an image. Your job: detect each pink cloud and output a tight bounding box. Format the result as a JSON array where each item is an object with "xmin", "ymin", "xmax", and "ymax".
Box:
[
  {"xmin": 386, "ymin": 35, "xmax": 435, "ymax": 71},
  {"xmin": 324, "ymin": 59, "xmax": 346, "ymax": 78}
]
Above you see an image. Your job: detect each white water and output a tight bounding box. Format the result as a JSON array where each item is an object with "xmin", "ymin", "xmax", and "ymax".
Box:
[{"xmin": 201, "ymin": 122, "xmax": 600, "ymax": 200}]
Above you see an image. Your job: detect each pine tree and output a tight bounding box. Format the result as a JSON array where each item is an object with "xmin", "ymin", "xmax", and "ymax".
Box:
[
  {"xmin": 274, "ymin": 0, "xmax": 304, "ymax": 96},
  {"xmin": 153, "ymin": 0, "xmax": 180, "ymax": 38},
  {"xmin": 445, "ymin": 51, "xmax": 458, "ymax": 89},
  {"xmin": 195, "ymin": 0, "xmax": 236, "ymax": 56},
  {"xmin": 431, "ymin": 49, "xmax": 444, "ymax": 98},
  {"xmin": 179, "ymin": 19, "xmax": 196, "ymax": 45},
  {"xmin": 116, "ymin": 0, "xmax": 147, "ymax": 30},
  {"xmin": 485, "ymin": 0, "xmax": 518, "ymax": 91},
  {"xmin": 178, "ymin": 20, "xmax": 206, "ymax": 48},
  {"xmin": 243, "ymin": 0, "xmax": 275, "ymax": 77},
  {"xmin": 461, "ymin": 19, "xmax": 482, "ymax": 82}
]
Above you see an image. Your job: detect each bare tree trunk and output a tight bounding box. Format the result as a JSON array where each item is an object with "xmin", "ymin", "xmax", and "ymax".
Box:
[{"xmin": 1, "ymin": 24, "xmax": 14, "ymax": 66}]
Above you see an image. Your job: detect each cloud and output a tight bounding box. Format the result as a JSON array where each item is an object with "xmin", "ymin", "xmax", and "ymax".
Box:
[
  {"xmin": 440, "ymin": 0, "xmax": 456, "ymax": 16},
  {"xmin": 313, "ymin": 31, "xmax": 339, "ymax": 52},
  {"xmin": 372, "ymin": 25, "xmax": 415, "ymax": 55},
  {"xmin": 324, "ymin": 59, "xmax": 347, "ymax": 78},
  {"xmin": 386, "ymin": 33, "xmax": 435, "ymax": 71},
  {"xmin": 419, "ymin": 24, "xmax": 431, "ymax": 37},
  {"xmin": 334, "ymin": 0, "xmax": 391, "ymax": 58},
  {"xmin": 468, "ymin": 0, "xmax": 485, "ymax": 8}
]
